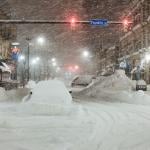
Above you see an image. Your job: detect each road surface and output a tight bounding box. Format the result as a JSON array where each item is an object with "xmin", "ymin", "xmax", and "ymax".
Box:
[{"xmin": 0, "ymin": 99, "xmax": 150, "ymax": 150}]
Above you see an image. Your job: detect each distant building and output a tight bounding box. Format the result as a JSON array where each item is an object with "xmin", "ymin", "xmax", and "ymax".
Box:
[
  {"xmin": 0, "ymin": 8, "xmax": 17, "ymax": 60},
  {"xmin": 98, "ymin": 0, "xmax": 150, "ymax": 82},
  {"xmin": 0, "ymin": 6, "xmax": 17, "ymax": 81},
  {"xmin": 118, "ymin": 0, "xmax": 150, "ymax": 82}
]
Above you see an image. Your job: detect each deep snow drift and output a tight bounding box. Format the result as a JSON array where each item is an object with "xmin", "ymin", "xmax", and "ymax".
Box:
[{"xmin": 73, "ymin": 70, "xmax": 150, "ymax": 105}]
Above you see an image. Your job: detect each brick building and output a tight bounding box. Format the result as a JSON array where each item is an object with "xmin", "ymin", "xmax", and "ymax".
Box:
[
  {"xmin": 0, "ymin": 7, "xmax": 17, "ymax": 60},
  {"xmin": 118, "ymin": 0, "xmax": 150, "ymax": 82}
]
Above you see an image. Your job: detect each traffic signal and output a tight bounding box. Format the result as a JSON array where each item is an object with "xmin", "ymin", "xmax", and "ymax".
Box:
[
  {"xmin": 123, "ymin": 19, "xmax": 129, "ymax": 26},
  {"xmin": 70, "ymin": 17, "xmax": 76, "ymax": 28},
  {"xmin": 71, "ymin": 18, "xmax": 75, "ymax": 24},
  {"xmin": 122, "ymin": 19, "xmax": 132, "ymax": 32}
]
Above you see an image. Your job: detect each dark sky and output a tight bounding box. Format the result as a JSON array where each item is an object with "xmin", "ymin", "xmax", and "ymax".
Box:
[{"xmin": 6, "ymin": 0, "xmax": 131, "ymax": 65}]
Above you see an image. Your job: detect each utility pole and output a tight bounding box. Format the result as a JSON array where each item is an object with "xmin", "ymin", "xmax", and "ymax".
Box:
[{"xmin": 26, "ymin": 37, "xmax": 31, "ymax": 82}]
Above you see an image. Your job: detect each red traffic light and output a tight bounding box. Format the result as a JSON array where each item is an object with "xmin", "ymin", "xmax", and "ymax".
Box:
[
  {"xmin": 122, "ymin": 19, "xmax": 132, "ymax": 32},
  {"xmin": 71, "ymin": 18, "xmax": 76, "ymax": 24},
  {"xmin": 70, "ymin": 17, "xmax": 76, "ymax": 28},
  {"xmin": 123, "ymin": 19, "xmax": 129, "ymax": 26}
]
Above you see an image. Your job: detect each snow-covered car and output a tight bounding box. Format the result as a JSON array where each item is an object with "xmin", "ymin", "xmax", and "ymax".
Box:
[
  {"xmin": 100, "ymin": 68, "xmax": 114, "ymax": 76},
  {"xmin": 71, "ymin": 75, "xmax": 95, "ymax": 87},
  {"xmin": 136, "ymin": 80, "xmax": 147, "ymax": 91}
]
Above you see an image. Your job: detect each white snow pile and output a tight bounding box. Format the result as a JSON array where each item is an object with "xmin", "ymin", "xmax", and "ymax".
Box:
[
  {"xmin": 73, "ymin": 70, "xmax": 150, "ymax": 105},
  {"xmin": 29, "ymin": 80, "xmax": 72, "ymax": 105},
  {"xmin": 20, "ymin": 80, "xmax": 75, "ymax": 115},
  {"xmin": 25, "ymin": 80, "xmax": 36, "ymax": 89},
  {"xmin": 96, "ymin": 70, "xmax": 133, "ymax": 90},
  {"xmin": 74, "ymin": 70, "xmax": 133, "ymax": 96},
  {"xmin": 0, "ymin": 88, "xmax": 7, "ymax": 101},
  {"xmin": 0, "ymin": 88, "xmax": 29, "ymax": 102}
]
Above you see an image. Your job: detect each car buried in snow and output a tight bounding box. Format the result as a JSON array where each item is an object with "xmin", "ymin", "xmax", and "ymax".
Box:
[
  {"xmin": 136, "ymin": 80, "xmax": 147, "ymax": 91},
  {"xmin": 71, "ymin": 75, "xmax": 96, "ymax": 87}
]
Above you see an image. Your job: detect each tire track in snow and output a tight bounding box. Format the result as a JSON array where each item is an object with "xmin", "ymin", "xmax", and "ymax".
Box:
[{"xmin": 77, "ymin": 102, "xmax": 150, "ymax": 150}]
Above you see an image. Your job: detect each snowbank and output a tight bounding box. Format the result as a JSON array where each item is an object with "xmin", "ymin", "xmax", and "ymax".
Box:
[
  {"xmin": 96, "ymin": 70, "xmax": 133, "ymax": 90},
  {"xmin": 29, "ymin": 80, "xmax": 72, "ymax": 105},
  {"xmin": 0, "ymin": 88, "xmax": 29, "ymax": 102},
  {"xmin": 74, "ymin": 70, "xmax": 133, "ymax": 96},
  {"xmin": 73, "ymin": 70, "xmax": 150, "ymax": 105},
  {"xmin": 25, "ymin": 80, "xmax": 36, "ymax": 89},
  {"xmin": 0, "ymin": 88, "xmax": 7, "ymax": 101}
]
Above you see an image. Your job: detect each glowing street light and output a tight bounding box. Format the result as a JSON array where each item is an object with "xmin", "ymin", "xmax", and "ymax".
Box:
[
  {"xmin": 31, "ymin": 57, "xmax": 40, "ymax": 65},
  {"xmin": 31, "ymin": 59, "xmax": 37, "ymax": 65},
  {"xmin": 37, "ymin": 36, "xmax": 45, "ymax": 45},
  {"xmin": 19, "ymin": 55, "xmax": 25, "ymax": 61},
  {"xmin": 82, "ymin": 50, "xmax": 90, "ymax": 58},
  {"xmin": 145, "ymin": 54, "xmax": 150, "ymax": 63},
  {"xmin": 51, "ymin": 58, "xmax": 56, "ymax": 62},
  {"xmin": 36, "ymin": 57, "xmax": 40, "ymax": 61}
]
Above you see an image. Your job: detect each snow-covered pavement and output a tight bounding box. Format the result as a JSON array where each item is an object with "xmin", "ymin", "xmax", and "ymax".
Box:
[
  {"xmin": 0, "ymin": 76, "xmax": 150, "ymax": 150},
  {"xmin": 0, "ymin": 101, "xmax": 150, "ymax": 150}
]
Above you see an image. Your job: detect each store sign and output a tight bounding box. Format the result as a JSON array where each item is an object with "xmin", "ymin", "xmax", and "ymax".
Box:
[
  {"xmin": 11, "ymin": 46, "xmax": 20, "ymax": 53},
  {"xmin": 11, "ymin": 46, "xmax": 20, "ymax": 61}
]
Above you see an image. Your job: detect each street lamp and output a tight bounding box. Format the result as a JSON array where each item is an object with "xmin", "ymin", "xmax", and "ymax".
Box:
[
  {"xmin": 18, "ymin": 55, "xmax": 25, "ymax": 61},
  {"xmin": 82, "ymin": 50, "xmax": 90, "ymax": 58},
  {"xmin": 145, "ymin": 54, "xmax": 150, "ymax": 63},
  {"xmin": 26, "ymin": 37, "xmax": 31, "ymax": 82},
  {"xmin": 18, "ymin": 54, "xmax": 26, "ymax": 87},
  {"xmin": 36, "ymin": 57, "xmax": 40, "ymax": 61},
  {"xmin": 37, "ymin": 36, "xmax": 45, "ymax": 45},
  {"xmin": 51, "ymin": 58, "xmax": 56, "ymax": 62},
  {"xmin": 31, "ymin": 57, "xmax": 40, "ymax": 65}
]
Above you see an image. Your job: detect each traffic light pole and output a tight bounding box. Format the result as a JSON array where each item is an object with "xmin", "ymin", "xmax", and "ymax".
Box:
[{"xmin": 0, "ymin": 19, "xmax": 133, "ymax": 25}]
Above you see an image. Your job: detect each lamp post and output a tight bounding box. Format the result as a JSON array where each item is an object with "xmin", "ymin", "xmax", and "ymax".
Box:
[
  {"xmin": 26, "ymin": 37, "xmax": 31, "ymax": 82},
  {"xmin": 31, "ymin": 57, "xmax": 40, "ymax": 81},
  {"xmin": 19, "ymin": 55, "xmax": 26, "ymax": 87}
]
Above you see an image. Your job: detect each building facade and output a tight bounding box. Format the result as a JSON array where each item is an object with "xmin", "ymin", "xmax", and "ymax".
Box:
[
  {"xmin": 0, "ymin": 7, "xmax": 17, "ymax": 81},
  {"xmin": 0, "ymin": 8, "xmax": 17, "ymax": 60},
  {"xmin": 97, "ymin": 0, "xmax": 150, "ymax": 82},
  {"xmin": 119, "ymin": 0, "xmax": 150, "ymax": 82}
]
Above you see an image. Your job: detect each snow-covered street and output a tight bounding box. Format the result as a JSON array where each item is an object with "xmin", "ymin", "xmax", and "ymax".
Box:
[
  {"xmin": 1, "ymin": 100, "xmax": 150, "ymax": 150},
  {"xmin": 0, "ymin": 72, "xmax": 150, "ymax": 150}
]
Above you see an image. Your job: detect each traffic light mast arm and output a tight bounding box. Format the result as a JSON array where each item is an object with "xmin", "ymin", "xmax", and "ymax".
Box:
[
  {"xmin": 0, "ymin": 19, "xmax": 133, "ymax": 24},
  {"xmin": 108, "ymin": 21, "xmax": 133, "ymax": 24},
  {"xmin": 0, "ymin": 19, "xmax": 89, "ymax": 24}
]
